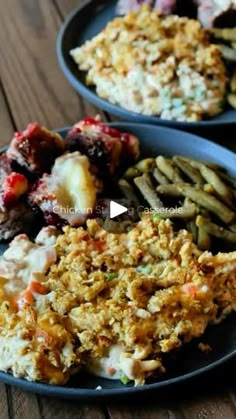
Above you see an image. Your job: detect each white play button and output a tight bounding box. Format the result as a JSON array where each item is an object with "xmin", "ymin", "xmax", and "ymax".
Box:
[{"xmin": 110, "ymin": 200, "xmax": 128, "ymax": 219}]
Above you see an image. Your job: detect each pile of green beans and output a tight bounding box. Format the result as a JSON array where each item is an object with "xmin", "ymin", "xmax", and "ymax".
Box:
[{"xmin": 119, "ymin": 155, "xmax": 236, "ymax": 251}]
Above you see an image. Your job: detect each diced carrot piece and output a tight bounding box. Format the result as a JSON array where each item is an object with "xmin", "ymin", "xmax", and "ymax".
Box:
[
  {"xmin": 182, "ymin": 283, "xmax": 198, "ymax": 298},
  {"xmin": 16, "ymin": 289, "xmax": 34, "ymax": 309},
  {"xmin": 95, "ymin": 239, "xmax": 106, "ymax": 251},
  {"xmin": 107, "ymin": 366, "xmax": 117, "ymax": 376},
  {"xmin": 29, "ymin": 281, "xmax": 47, "ymax": 295}
]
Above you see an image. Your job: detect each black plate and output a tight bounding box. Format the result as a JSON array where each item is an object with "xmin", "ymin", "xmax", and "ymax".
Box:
[
  {"xmin": 0, "ymin": 123, "xmax": 235, "ymax": 399},
  {"xmin": 57, "ymin": 0, "xmax": 236, "ymax": 129}
]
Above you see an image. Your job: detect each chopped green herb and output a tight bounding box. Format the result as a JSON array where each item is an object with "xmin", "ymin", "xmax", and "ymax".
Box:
[
  {"xmin": 162, "ymin": 87, "xmax": 171, "ymax": 97},
  {"xmin": 172, "ymin": 98, "xmax": 183, "ymax": 107},
  {"xmin": 195, "ymin": 87, "xmax": 206, "ymax": 100},
  {"xmin": 137, "ymin": 265, "xmax": 152, "ymax": 274},
  {"xmin": 152, "ymin": 214, "xmax": 162, "ymax": 223},
  {"xmin": 212, "ymin": 79, "xmax": 219, "ymax": 88},
  {"xmin": 120, "ymin": 374, "xmax": 130, "ymax": 385},
  {"xmin": 162, "ymin": 102, "xmax": 172, "ymax": 110},
  {"xmin": 105, "ymin": 273, "xmax": 118, "ymax": 282},
  {"xmin": 217, "ymin": 100, "xmax": 224, "ymax": 109}
]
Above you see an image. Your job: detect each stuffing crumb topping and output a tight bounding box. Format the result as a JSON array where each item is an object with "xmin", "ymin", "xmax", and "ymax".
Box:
[
  {"xmin": 0, "ymin": 215, "xmax": 235, "ymax": 385},
  {"xmin": 71, "ymin": 7, "xmax": 227, "ymax": 121}
]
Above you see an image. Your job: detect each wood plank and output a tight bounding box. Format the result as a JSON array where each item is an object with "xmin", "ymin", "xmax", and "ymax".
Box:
[
  {"xmin": 54, "ymin": 0, "xmax": 106, "ymax": 121},
  {"xmin": 107, "ymin": 404, "xmax": 182, "ymax": 419},
  {"xmin": 0, "ymin": 86, "xmax": 15, "ymax": 147},
  {"xmin": 0, "ymin": 384, "xmax": 9, "ymax": 419},
  {"xmin": 0, "ymin": 77, "xmax": 15, "ymax": 419},
  {"xmin": 54, "ymin": 0, "xmax": 81, "ymax": 17},
  {"xmin": 179, "ymin": 392, "xmax": 236, "ymax": 419},
  {"xmin": 38, "ymin": 396, "xmax": 105, "ymax": 419},
  {"xmin": 0, "ymin": 0, "xmax": 92, "ymax": 131},
  {"xmin": 229, "ymin": 388, "xmax": 236, "ymax": 416},
  {"xmin": 8, "ymin": 386, "xmax": 41, "ymax": 419}
]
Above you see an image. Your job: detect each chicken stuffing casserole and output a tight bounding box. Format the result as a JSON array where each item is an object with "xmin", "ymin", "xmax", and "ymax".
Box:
[
  {"xmin": 70, "ymin": 7, "xmax": 227, "ymax": 121},
  {"xmin": 0, "ymin": 216, "xmax": 235, "ymax": 386},
  {"xmin": 0, "ymin": 117, "xmax": 235, "ymax": 387}
]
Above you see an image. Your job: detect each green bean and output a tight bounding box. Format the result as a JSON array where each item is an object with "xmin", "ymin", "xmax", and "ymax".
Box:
[
  {"xmin": 153, "ymin": 167, "xmax": 170, "ymax": 185},
  {"xmin": 156, "ymin": 184, "xmax": 184, "ymax": 197},
  {"xmin": 220, "ymin": 44, "xmax": 236, "ymax": 62},
  {"xmin": 196, "ymin": 215, "xmax": 236, "ymax": 244},
  {"xmin": 230, "ymin": 70, "xmax": 236, "ymax": 93},
  {"xmin": 180, "ymin": 156, "xmax": 220, "ymax": 170},
  {"xmin": 103, "ymin": 218, "xmax": 132, "ymax": 233},
  {"xmin": 229, "ymin": 223, "xmax": 236, "ymax": 233},
  {"xmin": 156, "ymin": 156, "xmax": 184, "ymax": 183},
  {"xmin": 124, "ymin": 166, "xmax": 141, "ymax": 180},
  {"xmin": 186, "ymin": 219, "xmax": 198, "ymax": 242},
  {"xmin": 156, "ymin": 183, "xmax": 201, "ymax": 197},
  {"xmin": 135, "ymin": 158, "xmax": 155, "ymax": 173},
  {"xmin": 191, "ymin": 162, "xmax": 233, "ymax": 206},
  {"xmin": 134, "ymin": 174, "xmax": 163, "ymax": 210},
  {"xmin": 203, "ymin": 184, "xmax": 215, "ymax": 194},
  {"xmin": 227, "ymin": 93, "xmax": 236, "ymax": 109},
  {"xmin": 211, "ymin": 28, "xmax": 236, "ymax": 41},
  {"xmin": 118, "ymin": 179, "xmax": 140, "ymax": 206},
  {"xmin": 217, "ymin": 171, "xmax": 236, "ymax": 189},
  {"xmin": 177, "ymin": 185, "xmax": 235, "ymax": 224},
  {"xmin": 197, "ymin": 225, "xmax": 211, "ymax": 250},
  {"xmin": 152, "ymin": 203, "xmax": 196, "ymax": 219},
  {"xmin": 173, "ymin": 156, "xmax": 204, "ymax": 184}
]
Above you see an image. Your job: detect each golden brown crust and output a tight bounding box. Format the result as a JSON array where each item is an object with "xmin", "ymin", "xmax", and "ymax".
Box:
[{"xmin": 0, "ymin": 215, "xmax": 235, "ymax": 385}]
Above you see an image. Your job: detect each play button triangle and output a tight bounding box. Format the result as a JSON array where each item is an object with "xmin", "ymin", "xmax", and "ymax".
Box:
[{"xmin": 110, "ymin": 200, "xmax": 128, "ymax": 219}]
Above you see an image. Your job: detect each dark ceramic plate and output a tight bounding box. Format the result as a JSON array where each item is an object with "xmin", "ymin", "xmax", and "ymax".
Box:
[
  {"xmin": 0, "ymin": 124, "xmax": 235, "ymax": 399},
  {"xmin": 57, "ymin": 0, "xmax": 236, "ymax": 129}
]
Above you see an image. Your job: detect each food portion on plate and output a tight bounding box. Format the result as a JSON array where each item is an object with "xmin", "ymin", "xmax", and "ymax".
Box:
[
  {"xmin": 70, "ymin": 7, "xmax": 227, "ymax": 122},
  {"xmin": 0, "ymin": 212, "xmax": 236, "ymax": 386},
  {"xmin": 0, "ymin": 156, "xmax": 34, "ymax": 240},
  {"xmin": 116, "ymin": 0, "xmax": 179, "ymax": 17},
  {"xmin": 0, "ymin": 118, "xmax": 236, "ymax": 387},
  {"xmin": 209, "ymin": 27, "xmax": 236, "ymax": 108},
  {"xmin": 116, "ymin": 1, "xmax": 236, "ymax": 28},
  {"xmin": 0, "ymin": 117, "xmax": 139, "ymax": 237}
]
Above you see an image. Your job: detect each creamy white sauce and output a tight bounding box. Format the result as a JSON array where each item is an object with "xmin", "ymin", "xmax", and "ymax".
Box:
[
  {"xmin": 35, "ymin": 226, "xmax": 59, "ymax": 246},
  {"xmin": 0, "ymin": 231, "xmax": 57, "ymax": 295},
  {"xmin": 86, "ymin": 345, "xmax": 124, "ymax": 380}
]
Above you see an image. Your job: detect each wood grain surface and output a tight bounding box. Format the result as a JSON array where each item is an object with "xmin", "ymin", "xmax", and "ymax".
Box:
[
  {"xmin": 0, "ymin": 1, "xmax": 235, "ymax": 418},
  {"xmin": 0, "ymin": 0, "xmax": 101, "ymax": 134},
  {"xmin": 55, "ymin": 0, "xmax": 81, "ymax": 16}
]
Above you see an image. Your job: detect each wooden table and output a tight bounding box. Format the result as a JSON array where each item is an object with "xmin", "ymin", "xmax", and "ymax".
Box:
[{"xmin": 0, "ymin": 0, "xmax": 235, "ymax": 417}]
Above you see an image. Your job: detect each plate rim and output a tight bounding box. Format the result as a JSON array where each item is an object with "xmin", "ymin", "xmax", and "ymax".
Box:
[
  {"xmin": 0, "ymin": 350, "xmax": 234, "ymax": 400},
  {"xmin": 0, "ymin": 123, "xmax": 235, "ymax": 399},
  {"xmin": 56, "ymin": 0, "xmax": 236, "ymax": 129}
]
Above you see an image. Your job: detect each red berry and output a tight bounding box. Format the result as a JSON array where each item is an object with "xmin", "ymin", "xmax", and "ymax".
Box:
[
  {"xmin": 2, "ymin": 190, "xmax": 16, "ymax": 206},
  {"xmin": 14, "ymin": 131, "xmax": 24, "ymax": 145},
  {"xmin": 24, "ymin": 122, "xmax": 41, "ymax": 138},
  {"xmin": 82, "ymin": 117, "xmax": 99, "ymax": 126},
  {"xmin": 121, "ymin": 133, "xmax": 132, "ymax": 143},
  {"xmin": 99, "ymin": 124, "xmax": 121, "ymax": 138},
  {"xmin": 3, "ymin": 172, "xmax": 28, "ymax": 194},
  {"xmin": 69, "ymin": 126, "xmax": 81, "ymax": 135}
]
